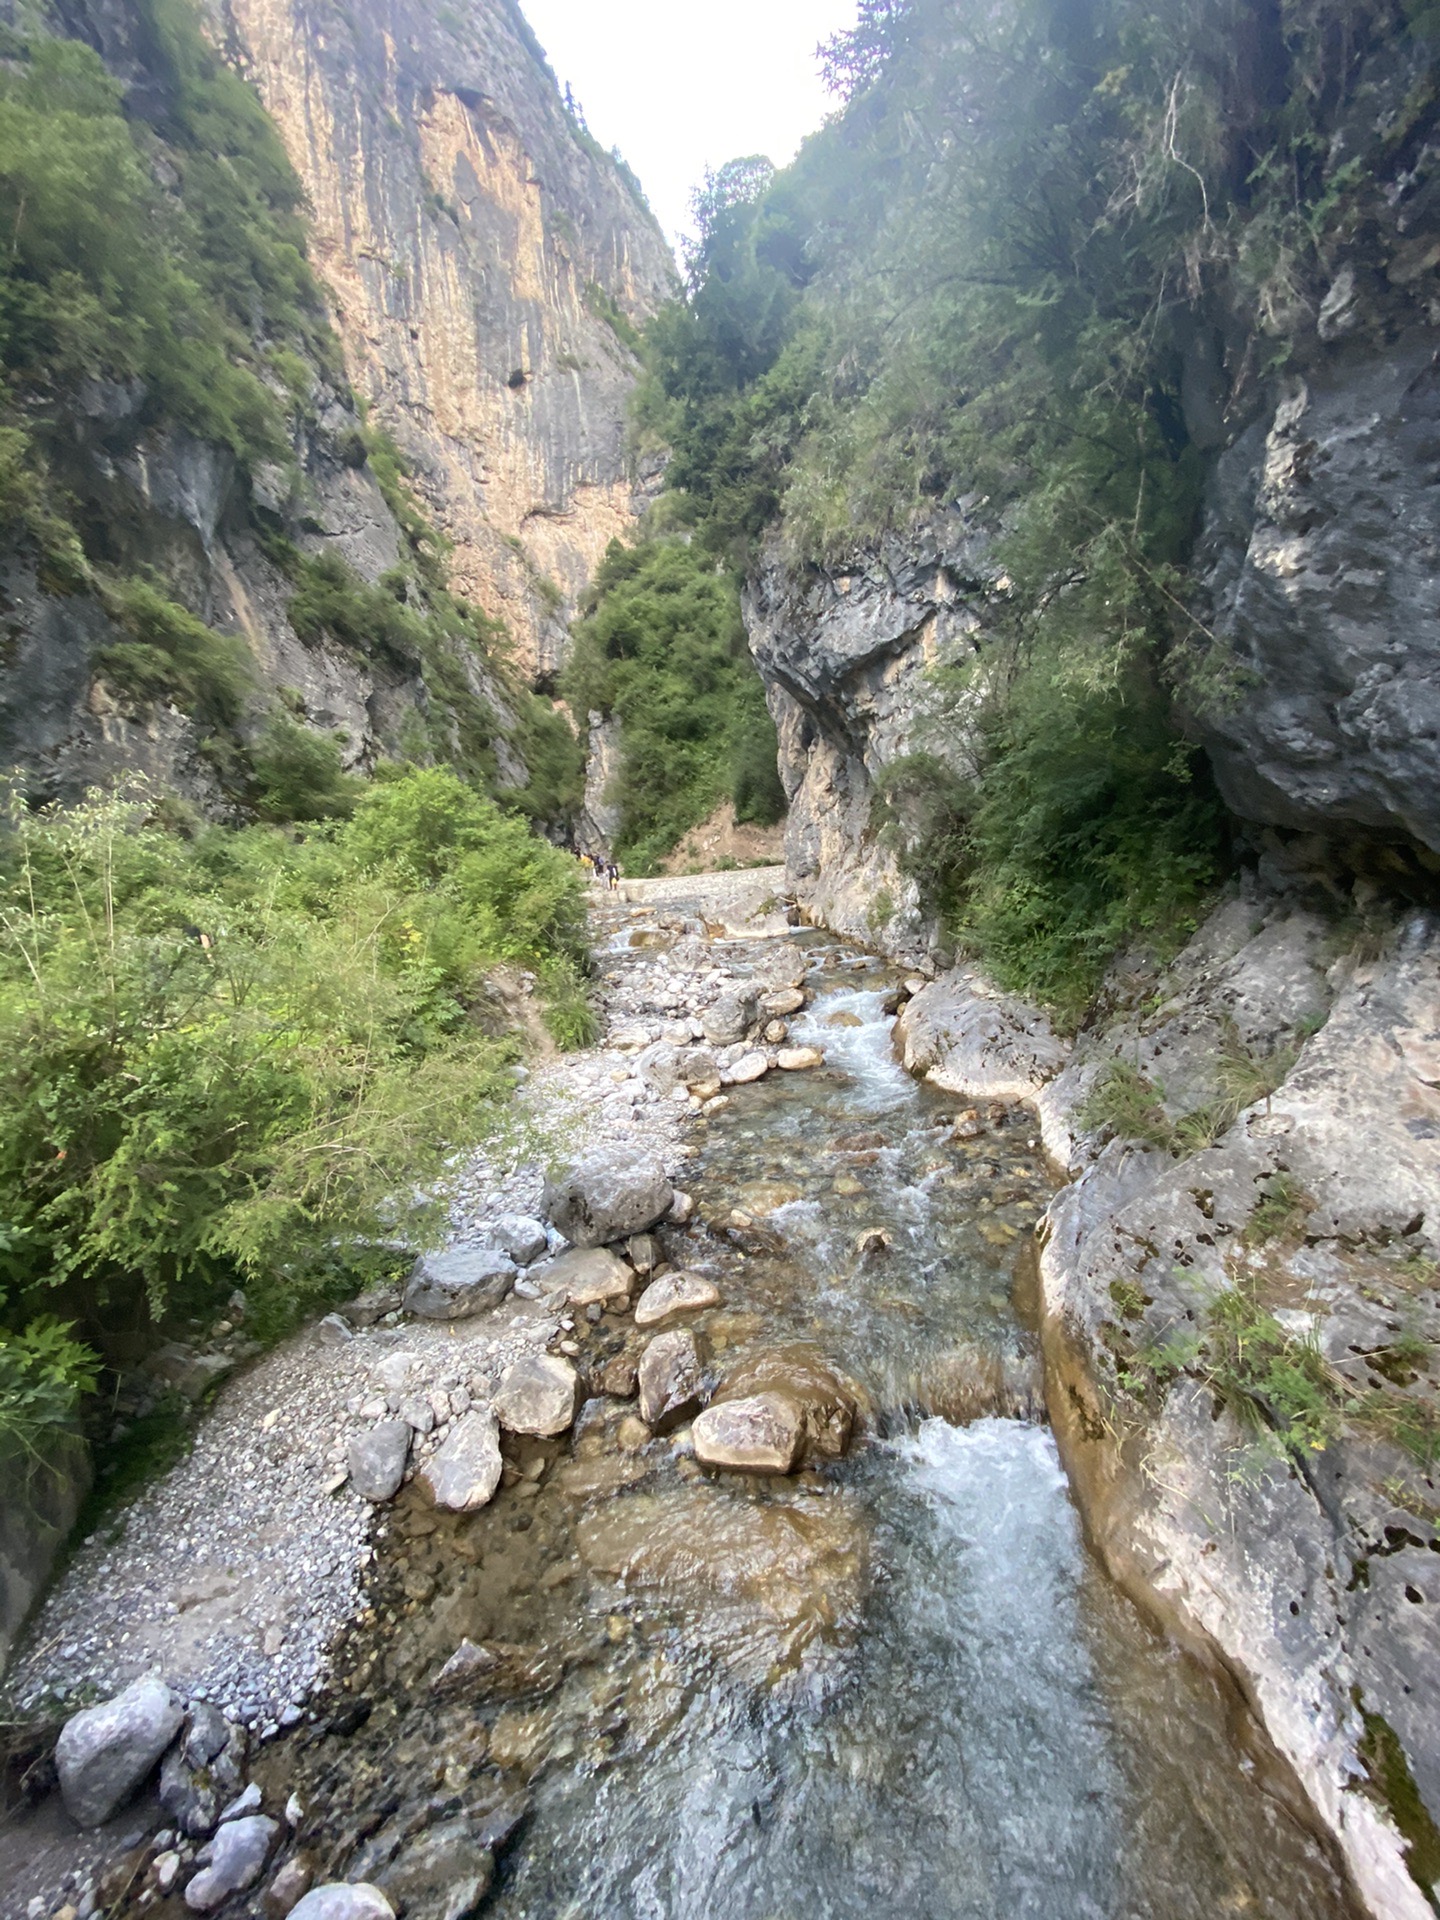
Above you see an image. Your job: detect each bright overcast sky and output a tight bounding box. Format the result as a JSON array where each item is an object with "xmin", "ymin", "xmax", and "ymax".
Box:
[{"xmin": 519, "ymin": 0, "xmax": 859, "ymax": 257}]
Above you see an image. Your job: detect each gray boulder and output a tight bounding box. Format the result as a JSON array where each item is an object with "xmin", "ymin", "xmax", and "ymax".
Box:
[
  {"xmin": 692, "ymin": 1393, "xmax": 804, "ymax": 1475},
  {"xmin": 404, "ymin": 1247, "xmax": 516, "ymax": 1320},
  {"xmin": 158, "ymin": 1702, "xmax": 244, "ymax": 1837},
  {"xmin": 348, "ymin": 1422, "xmax": 411, "ymax": 1503},
  {"xmin": 478, "ymin": 1215, "xmax": 548, "ymax": 1265},
  {"xmin": 492, "ymin": 1355, "xmax": 579, "ymax": 1437},
  {"xmin": 634, "ymin": 1271, "xmax": 721, "ymax": 1328},
  {"xmin": 286, "ymin": 1886, "xmax": 395, "ymax": 1920},
  {"xmin": 701, "ymin": 985, "xmax": 758, "ymax": 1046},
  {"xmin": 542, "ymin": 1149, "xmax": 673, "ymax": 1247},
  {"xmin": 637, "ymin": 1329, "xmax": 707, "ymax": 1434},
  {"xmin": 56, "ymin": 1675, "xmax": 184, "ymax": 1828},
  {"xmin": 419, "ymin": 1409, "xmax": 503, "ymax": 1512},
  {"xmin": 185, "ymin": 1813, "xmax": 279, "ymax": 1911},
  {"xmin": 528, "ymin": 1245, "xmax": 632, "ymax": 1307}
]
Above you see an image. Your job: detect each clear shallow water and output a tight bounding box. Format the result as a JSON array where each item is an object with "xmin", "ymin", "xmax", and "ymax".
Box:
[{"xmin": 286, "ymin": 937, "xmax": 1352, "ymax": 1920}]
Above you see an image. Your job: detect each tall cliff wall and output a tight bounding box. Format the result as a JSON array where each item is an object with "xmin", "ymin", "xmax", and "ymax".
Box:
[{"xmin": 216, "ymin": 0, "xmax": 677, "ymax": 680}]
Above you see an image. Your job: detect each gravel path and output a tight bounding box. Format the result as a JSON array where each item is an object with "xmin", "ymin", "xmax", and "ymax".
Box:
[{"xmin": 1, "ymin": 870, "xmax": 793, "ymax": 1740}]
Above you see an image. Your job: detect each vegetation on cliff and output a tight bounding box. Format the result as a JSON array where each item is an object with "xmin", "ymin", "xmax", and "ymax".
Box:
[{"xmin": 624, "ymin": 0, "xmax": 1432, "ymax": 1005}]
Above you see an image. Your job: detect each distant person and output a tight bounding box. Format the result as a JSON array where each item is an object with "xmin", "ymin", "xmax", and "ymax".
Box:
[{"xmin": 608, "ymin": 859, "xmax": 620, "ymax": 891}]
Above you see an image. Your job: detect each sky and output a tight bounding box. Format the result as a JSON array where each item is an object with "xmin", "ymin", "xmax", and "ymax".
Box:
[{"xmin": 519, "ymin": 0, "xmax": 859, "ymax": 258}]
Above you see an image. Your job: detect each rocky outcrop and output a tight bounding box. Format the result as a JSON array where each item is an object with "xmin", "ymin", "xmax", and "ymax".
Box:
[
  {"xmin": 1189, "ymin": 340, "xmax": 1440, "ymax": 858},
  {"xmin": 743, "ymin": 508, "xmax": 995, "ymax": 962},
  {"xmin": 899, "ymin": 882, "xmax": 1440, "ymax": 1917},
  {"xmin": 217, "ymin": 0, "xmax": 677, "ymax": 677}
]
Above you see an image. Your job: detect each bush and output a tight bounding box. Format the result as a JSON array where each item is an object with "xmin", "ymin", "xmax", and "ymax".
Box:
[
  {"xmin": 252, "ymin": 714, "xmax": 361, "ymax": 822},
  {"xmin": 96, "ymin": 577, "xmax": 255, "ymax": 727},
  {"xmin": 0, "ymin": 772, "xmax": 590, "ymax": 1363}
]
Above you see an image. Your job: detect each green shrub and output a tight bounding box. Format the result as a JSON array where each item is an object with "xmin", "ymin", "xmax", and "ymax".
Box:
[
  {"xmin": 0, "ymin": 772, "xmax": 587, "ymax": 1352},
  {"xmin": 252, "ymin": 714, "xmax": 361, "ymax": 822},
  {"xmin": 96, "ymin": 577, "xmax": 255, "ymax": 726},
  {"xmin": 0, "ymin": 1316, "xmax": 99, "ymax": 1457}
]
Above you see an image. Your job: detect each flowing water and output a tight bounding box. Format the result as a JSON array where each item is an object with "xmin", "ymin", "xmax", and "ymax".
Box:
[{"xmin": 275, "ymin": 931, "xmax": 1353, "ymax": 1920}]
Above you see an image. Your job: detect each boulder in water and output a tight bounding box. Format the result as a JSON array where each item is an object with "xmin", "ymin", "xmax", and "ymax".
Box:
[
  {"xmin": 692, "ymin": 1392, "xmax": 804, "ymax": 1474},
  {"xmin": 492, "ymin": 1354, "xmax": 580, "ymax": 1437},
  {"xmin": 56, "ymin": 1675, "xmax": 184, "ymax": 1828},
  {"xmin": 777, "ymin": 1046, "xmax": 824, "ymax": 1070},
  {"xmin": 419, "ymin": 1408, "xmax": 503, "ymax": 1511},
  {"xmin": 637, "ymin": 1328, "xmax": 707, "ymax": 1433},
  {"xmin": 634, "ymin": 1271, "xmax": 722, "ymax": 1328},
  {"xmin": 711, "ymin": 1348, "xmax": 863, "ymax": 1465},
  {"xmin": 701, "ymin": 985, "xmax": 758, "ymax": 1045}
]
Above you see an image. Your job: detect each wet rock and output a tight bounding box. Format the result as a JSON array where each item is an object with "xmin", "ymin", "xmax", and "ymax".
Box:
[
  {"xmin": 855, "ymin": 1228, "xmax": 892, "ymax": 1260},
  {"xmin": 286, "ymin": 1887, "xmax": 395, "ymax": 1920},
  {"xmin": 637, "ymin": 1329, "xmax": 707, "ymax": 1434},
  {"xmin": 265, "ymin": 1858, "xmax": 313, "ymax": 1918},
  {"xmin": 777, "ymin": 1046, "xmax": 824, "ymax": 1070},
  {"xmin": 951, "ymin": 1108, "xmax": 984, "ymax": 1140},
  {"xmin": 701, "ymin": 985, "xmax": 758, "ymax": 1045},
  {"xmin": 713, "ymin": 1348, "xmax": 861, "ymax": 1462},
  {"xmin": 693, "ymin": 1393, "xmax": 804, "ymax": 1474},
  {"xmin": 347, "ymin": 1423, "xmax": 411, "ymax": 1503},
  {"xmin": 56, "ymin": 1676, "xmax": 184, "ymax": 1828},
  {"xmin": 419, "ymin": 1409, "xmax": 503, "ymax": 1512},
  {"xmin": 404, "ymin": 1246, "xmax": 516, "ymax": 1320},
  {"xmin": 726, "ymin": 1051, "xmax": 769, "ymax": 1085},
  {"xmin": 616, "ymin": 1413, "xmax": 651, "ymax": 1451},
  {"xmin": 542, "ymin": 1148, "xmax": 674, "ymax": 1247},
  {"xmin": 488, "ymin": 1711, "xmax": 552, "ymax": 1779},
  {"xmin": 431, "ymin": 1639, "xmax": 564, "ymax": 1701},
  {"xmin": 185, "ymin": 1814, "xmax": 278, "ymax": 1910},
  {"xmin": 377, "ymin": 1816, "xmax": 494, "ymax": 1920},
  {"xmin": 634, "ymin": 1272, "xmax": 722, "ymax": 1328},
  {"xmin": 667, "ymin": 1190, "xmax": 695, "ymax": 1225},
  {"xmin": 492, "ymin": 1354, "xmax": 580, "ymax": 1437},
  {"xmin": 598, "ymin": 1356, "xmax": 638, "ymax": 1399},
  {"xmin": 760, "ymin": 987, "xmax": 807, "ymax": 1017},
  {"xmin": 532, "ymin": 1245, "xmax": 632, "ymax": 1308}
]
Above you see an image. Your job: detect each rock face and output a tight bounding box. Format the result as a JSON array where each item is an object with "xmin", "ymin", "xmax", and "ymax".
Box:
[
  {"xmin": 1189, "ymin": 342, "xmax": 1440, "ymax": 854},
  {"xmin": 744, "ymin": 508, "xmax": 995, "ymax": 962},
  {"xmin": 906, "ymin": 883, "xmax": 1440, "ymax": 1919},
  {"xmin": 542, "ymin": 1150, "xmax": 673, "ymax": 1247},
  {"xmin": 419, "ymin": 1408, "xmax": 504, "ymax": 1512},
  {"xmin": 56, "ymin": 1675, "xmax": 184, "ymax": 1828},
  {"xmin": 220, "ymin": 0, "xmax": 676, "ymax": 678},
  {"xmin": 404, "ymin": 1247, "xmax": 516, "ymax": 1320}
]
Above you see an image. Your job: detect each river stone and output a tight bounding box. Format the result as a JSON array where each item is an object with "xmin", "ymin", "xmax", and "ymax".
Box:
[
  {"xmin": 760, "ymin": 987, "xmax": 806, "ymax": 1016},
  {"xmin": 420, "ymin": 1409, "xmax": 503, "ymax": 1511},
  {"xmin": 265, "ymin": 1859, "xmax": 313, "ymax": 1917},
  {"xmin": 777, "ymin": 1046, "xmax": 824, "ymax": 1070},
  {"xmin": 637, "ymin": 1329, "xmax": 707, "ymax": 1434},
  {"xmin": 56, "ymin": 1676, "xmax": 184, "ymax": 1828},
  {"xmin": 339, "ymin": 1286, "xmax": 401, "ymax": 1328},
  {"xmin": 531, "ymin": 1246, "xmax": 632, "ymax": 1307},
  {"xmin": 714, "ymin": 1348, "xmax": 861, "ymax": 1461},
  {"xmin": 542, "ymin": 1148, "xmax": 674, "ymax": 1246},
  {"xmin": 701, "ymin": 985, "xmax": 758, "ymax": 1045},
  {"xmin": 726, "ymin": 1051, "xmax": 769, "ymax": 1085},
  {"xmin": 692, "ymin": 1392, "xmax": 805, "ymax": 1475},
  {"xmin": 376, "ymin": 1816, "xmax": 494, "ymax": 1920},
  {"xmin": 492, "ymin": 1354, "xmax": 579, "ymax": 1437},
  {"xmin": 634, "ymin": 1271, "xmax": 722, "ymax": 1328},
  {"xmin": 287, "ymin": 1888, "xmax": 395, "ymax": 1920},
  {"xmin": 404, "ymin": 1247, "xmax": 516, "ymax": 1320},
  {"xmin": 478, "ymin": 1215, "xmax": 548, "ymax": 1265},
  {"xmin": 185, "ymin": 1814, "xmax": 278, "ymax": 1911},
  {"xmin": 348, "ymin": 1422, "xmax": 411, "ymax": 1503}
]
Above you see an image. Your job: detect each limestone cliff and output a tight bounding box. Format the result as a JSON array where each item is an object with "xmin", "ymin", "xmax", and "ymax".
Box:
[{"xmin": 216, "ymin": 0, "xmax": 677, "ymax": 679}]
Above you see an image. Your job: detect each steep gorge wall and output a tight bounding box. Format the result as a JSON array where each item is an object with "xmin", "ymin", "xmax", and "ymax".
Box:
[{"xmin": 216, "ymin": 0, "xmax": 677, "ymax": 679}]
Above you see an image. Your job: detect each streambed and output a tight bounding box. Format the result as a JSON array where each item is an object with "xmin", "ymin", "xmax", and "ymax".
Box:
[{"xmin": 268, "ymin": 928, "xmax": 1352, "ymax": 1920}]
